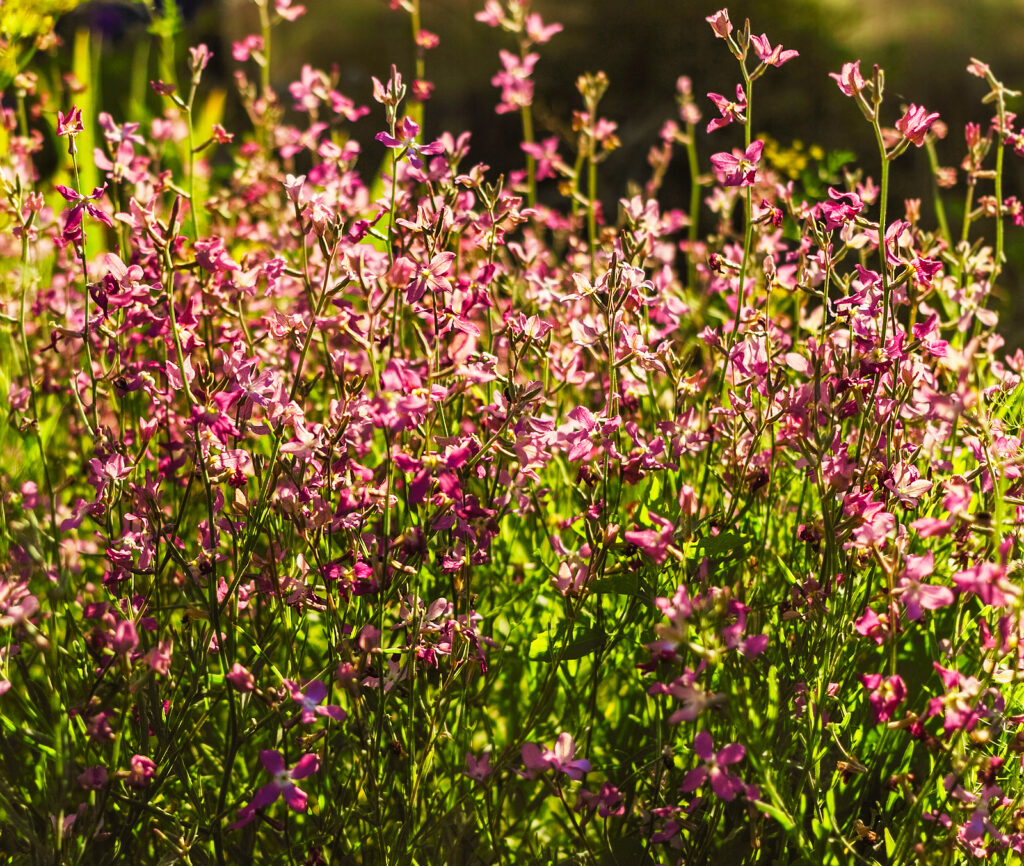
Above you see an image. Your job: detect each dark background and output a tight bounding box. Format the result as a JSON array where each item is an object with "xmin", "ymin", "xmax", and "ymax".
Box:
[{"xmin": 58, "ymin": 0, "xmax": 1024, "ymax": 341}]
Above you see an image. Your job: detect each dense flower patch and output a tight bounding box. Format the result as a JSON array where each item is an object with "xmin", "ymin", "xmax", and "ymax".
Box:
[{"xmin": 2, "ymin": 1, "xmax": 1024, "ymax": 863}]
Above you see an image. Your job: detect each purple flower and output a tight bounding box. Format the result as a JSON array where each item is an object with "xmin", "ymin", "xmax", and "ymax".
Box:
[
  {"xmin": 229, "ymin": 751, "xmax": 320, "ymax": 830},
  {"xmin": 125, "ymin": 754, "xmax": 157, "ymax": 788},
  {"xmin": 709, "ymin": 140, "xmax": 764, "ymax": 187},
  {"xmin": 520, "ymin": 733, "xmax": 591, "ymax": 780},
  {"xmin": 465, "ymin": 752, "xmax": 493, "ymax": 781},
  {"xmin": 680, "ymin": 731, "xmax": 751, "ymax": 801},
  {"xmin": 375, "ymin": 116, "xmax": 445, "ymax": 167},
  {"xmin": 861, "ymin": 673, "xmax": 906, "ymax": 722},
  {"xmin": 284, "ymin": 678, "xmax": 346, "ymax": 724}
]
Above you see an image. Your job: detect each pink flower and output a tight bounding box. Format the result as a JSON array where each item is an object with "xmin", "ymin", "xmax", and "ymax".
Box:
[
  {"xmin": 884, "ymin": 462, "xmax": 932, "ymax": 507},
  {"xmin": 520, "ymin": 733, "xmax": 591, "ymax": 780},
  {"xmin": 275, "ymin": 0, "xmax": 305, "ymax": 21},
  {"xmin": 56, "ymin": 105, "xmax": 84, "ymax": 138},
  {"xmin": 474, "ymin": 0, "xmax": 503, "ymax": 27},
  {"xmin": 624, "ymin": 512, "xmax": 674, "ymax": 563},
  {"xmin": 227, "ymin": 663, "xmax": 255, "ymax": 692},
  {"xmin": 543, "ymin": 733, "xmax": 591, "ymax": 780},
  {"xmin": 375, "ymin": 116, "xmax": 444, "ymax": 167},
  {"xmin": 705, "ymin": 8, "xmax": 732, "ymax": 39},
  {"xmin": 896, "ymin": 104, "xmax": 940, "ymax": 147},
  {"xmin": 465, "ymin": 752, "xmax": 493, "ymax": 781},
  {"xmin": 894, "ymin": 553, "xmax": 955, "ymax": 621},
  {"xmin": 681, "ymin": 731, "xmax": 750, "ymax": 801},
  {"xmin": 188, "ymin": 44, "xmax": 212, "ymax": 75},
  {"xmin": 953, "ymin": 562, "xmax": 1020, "ymax": 608},
  {"xmin": 830, "ymin": 61, "xmax": 866, "ymax": 97},
  {"xmin": 706, "ymin": 85, "xmax": 747, "ymax": 134},
  {"xmin": 407, "ymin": 252, "xmax": 456, "ymax": 303},
  {"xmin": 750, "ymin": 34, "xmax": 798, "ymax": 67},
  {"xmin": 525, "ymin": 13, "xmax": 562, "ymax": 44},
  {"xmin": 861, "ymin": 673, "xmax": 906, "ymax": 722},
  {"xmin": 576, "ymin": 782, "xmax": 625, "ymax": 817},
  {"xmin": 818, "ymin": 186, "xmax": 864, "ymax": 230},
  {"xmin": 709, "ymin": 140, "xmax": 764, "ymax": 187},
  {"xmin": 229, "ymin": 751, "xmax": 319, "ymax": 830},
  {"xmin": 232, "ymin": 35, "xmax": 264, "ymax": 62},
  {"xmin": 491, "ymin": 50, "xmax": 539, "ymax": 115},
  {"xmin": 125, "ymin": 754, "xmax": 156, "ymax": 788},
  {"xmin": 284, "ymin": 678, "xmax": 346, "ymax": 724}
]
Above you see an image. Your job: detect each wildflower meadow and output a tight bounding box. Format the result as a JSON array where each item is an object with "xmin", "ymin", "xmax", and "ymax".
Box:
[{"xmin": 4, "ymin": 1, "xmax": 1024, "ymax": 863}]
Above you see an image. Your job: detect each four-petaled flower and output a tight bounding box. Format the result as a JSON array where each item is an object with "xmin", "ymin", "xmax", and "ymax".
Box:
[
  {"xmin": 706, "ymin": 85, "xmax": 747, "ymax": 133},
  {"xmin": 375, "ymin": 116, "xmax": 444, "ymax": 168},
  {"xmin": 750, "ymin": 33, "xmax": 798, "ymax": 67},
  {"xmin": 895, "ymin": 553, "xmax": 955, "ymax": 621},
  {"xmin": 681, "ymin": 731, "xmax": 752, "ymax": 802},
  {"xmin": 709, "ymin": 140, "xmax": 764, "ymax": 187},
  {"xmin": 229, "ymin": 751, "xmax": 320, "ymax": 830},
  {"xmin": 284, "ymin": 678, "xmax": 346, "ymax": 724},
  {"xmin": 521, "ymin": 732, "xmax": 591, "ymax": 780},
  {"xmin": 861, "ymin": 673, "xmax": 907, "ymax": 722}
]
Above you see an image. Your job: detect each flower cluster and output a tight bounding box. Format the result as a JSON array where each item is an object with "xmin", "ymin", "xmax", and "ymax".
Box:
[{"xmin": 1, "ymin": 2, "xmax": 1023, "ymax": 864}]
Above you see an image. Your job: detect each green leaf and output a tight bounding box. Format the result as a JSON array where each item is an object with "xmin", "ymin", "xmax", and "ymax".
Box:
[
  {"xmin": 590, "ymin": 573, "xmax": 641, "ymax": 597},
  {"xmin": 767, "ymin": 665, "xmax": 779, "ymax": 723},
  {"xmin": 699, "ymin": 531, "xmax": 750, "ymax": 557},
  {"xmin": 561, "ymin": 627, "xmax": 604, "ymax": 660},
  {"xmin": 753, "ymin": 799, "xmax": 795, "ymax": 831},
  {"xmin": 884, "ymin": 827, "xmax": 896, "ymax": 859}
]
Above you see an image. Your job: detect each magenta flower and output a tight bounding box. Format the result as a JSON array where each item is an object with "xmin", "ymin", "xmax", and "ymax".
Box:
[
  {"xmin": 953, "ymin": 562, "xmax": 1020, "ymax": 609},
  {"xmin": 681, "ymin": 731, "xmax": 749, "ymax": 801},
  {"xmin": 576, "ymin": 782, "xmax": 625, "ymax": 817},
  {"xmin": 895, "ymin": 104, "xmax": 940, "ymax": 147},
  {"xmin": 125, "ymin": 754, "xmax": 157, "ymax": 788},
  {"xmin": 465, "ymin": 752, "xmax": 493, "ymax": 782},
  {"xmin": 750, "ymin": 34, "xmax": 798, "ymax": 67},
  {"xmin": 861, "ymin": 673, "xmax": 906, "ymax": 722},
  {"xmin": 624, "ymin": 512, "xmax": 675, "ymax": 564},
  {"xmin": 375, "ymin": 116, "xmax": 444, "ymax": 168},
  {"xmin": 705, "ymin": 8, "xmax": 732, "ymax": 39},
  {"xmin": 895, "ymin": 553, "xmax": 955, "ymax": 621},
  {"xmin": 227, "ymin": 663, "xmax": 255, "ymax": 692},
  {"xmin": 284, "ymin": 678, "xmax": 346, "ymax": 724},
  {"xmin": 525, "ymin": 13, "xmax": 563, "ymax": 44},
  {"xmin": 884, "ymin": 461, "xmax": 933, "ymax": 507},
  {"xmin": 56, "ymin": 105, "xmax": 84, "ymax": 138},
  {"xmin": 706, "ymin": 85, "xmax": 747, "ymax": 134},
  {"xmin": 229, "ymin": 751, "xmax": 319, "ymax": 830},
  {"xmin": 709, "ymin": 140, "xmax": 764, "ymax": 187},
  {"xmin": 818, "ymin": 186, "xmax": 864, "ymax": 230},
  {"xmin": 407, "ymin": 251, "xmax": 456, "ymax": 303},
  {"xmin": 830, "ymin": 61, "xmax": 866, "ymax": 97},
  {"xmin": 491, "ymin": 50, "xmax": 539, "ymax": 115},
  {"xmin": 521, "ymin": 733, "xmax": 591, "ymax": 780}
]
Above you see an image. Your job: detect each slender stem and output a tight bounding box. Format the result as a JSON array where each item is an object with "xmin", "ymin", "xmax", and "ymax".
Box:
[{"xmin": 685, "ymin": 120, "xmax": 700, "ymax": 290}]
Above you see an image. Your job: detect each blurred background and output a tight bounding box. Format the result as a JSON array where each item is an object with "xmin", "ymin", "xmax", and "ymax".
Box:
[{"xmin": 51, "ymin": 0, "xmax": 1024, "ymax": 341}]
